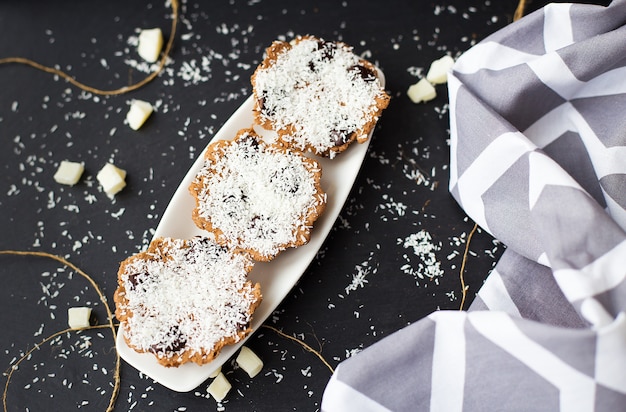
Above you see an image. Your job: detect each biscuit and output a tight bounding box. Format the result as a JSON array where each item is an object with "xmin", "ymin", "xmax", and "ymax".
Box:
[
  {"xmin": 189, "ymin": 128, "xmax": 326, "ymax": 261},
  {"xmin": 114, "ymin": 236, "xmax": 261, "ymax": 367},
  {"xmin": 251, "ymin": 35, "xmax": 390, "ymax": 157}
]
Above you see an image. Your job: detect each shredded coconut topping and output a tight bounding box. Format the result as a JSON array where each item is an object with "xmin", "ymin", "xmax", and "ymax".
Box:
[
  {"xmin": 117, "ymin": 237, "xmax": 258, "ymax": 362},
  {"xmin": 193, "ymin": 131, "xmax": 325, "ymax": 259},
  {"xmin": 252, "ymin": 37, "xmax": 387, "ymax": 154}
]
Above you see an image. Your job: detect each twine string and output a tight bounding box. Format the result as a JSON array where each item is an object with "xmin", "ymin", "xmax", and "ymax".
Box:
[
  {"xmin": 0, "ymin": 250, "xmax": 121, "ymax": 412},
  {"xmin": 0, "ymin": 0, "xmax": 179, "ymax": 96}
]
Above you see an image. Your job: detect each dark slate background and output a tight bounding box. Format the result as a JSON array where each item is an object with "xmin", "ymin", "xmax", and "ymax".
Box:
[{"xmin": 0, "ymin": 0, "xmax": 579, "ymax": 410}]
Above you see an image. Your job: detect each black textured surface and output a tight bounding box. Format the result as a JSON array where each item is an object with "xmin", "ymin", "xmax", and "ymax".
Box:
[{"xmin": 0, "ymin": 0, "xmax": 535, "ymax": 410}]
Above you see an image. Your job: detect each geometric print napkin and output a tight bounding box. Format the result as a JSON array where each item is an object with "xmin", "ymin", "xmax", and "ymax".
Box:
[{"xmin": 322, "ymin": 1, "xmax": 626, "ymax": 410}]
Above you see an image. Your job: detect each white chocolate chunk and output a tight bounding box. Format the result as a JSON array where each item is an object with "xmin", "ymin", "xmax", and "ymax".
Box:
[
  {"xmin": 207, "ymin": 372, "xmax": 231, "ymax": 402},
  {"xmin": 53, "ymin": 160, "xmax": 84, "ymax": 186},
  {"xmin": 208, "ymin": 365, "xmax": 222, "ymax": 379},
  {"xmin": 97, "ymin": 163, "xmax": 127, "ymax": 197},
  {"xmin": 236, "ymin": 346, "xmax": 263, "ymax": 378},
  {"xmin": 126, "ymin": 99, "xmax": 154, "ymax": 130},
  {"xmin": 68, "ymin": 307, "xmax": 92, "ymax": 329},
  {"xmin": 137, "ymin": 28, "xmax": 163, "ymax": 63},
  {"xmin": 426, "ymin": 54, "xmax": 455, "ymax": 84},
  {"xmin": 407, "ymin": 78, "xmax": 437, "ymax": 103}
]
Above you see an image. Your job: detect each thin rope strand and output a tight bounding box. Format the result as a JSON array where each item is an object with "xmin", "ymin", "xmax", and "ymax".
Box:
[
  {"xmin": 0, "ymin": 250, "xmax": 121, "ymax": 412},
  {"xmin": 0, "ymin": 0, "xmax": 178, "ymax": 96},
  {"xmin": 514, "ymin": 0, "xmax": 527, "ymax": 21},
  {"xmin": 458, "ymin": 223, "xmax": 479, "ymax": 311},
  {"xmin": 262, "ymin": 325, "xmax": 335, "ymax": 374}
]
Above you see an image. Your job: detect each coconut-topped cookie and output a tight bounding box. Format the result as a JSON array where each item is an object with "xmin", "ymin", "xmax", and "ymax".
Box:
[
  {"xmin": 251, "ymin": 35, "xmax": 390, "ymax": 158},
  {"xmin": 114, "ymin": 236, "xmax": 261, "ymax": 367},
  {"xmin": 189, "ymin": 128, "xmax": 326, "ymax": 261}
]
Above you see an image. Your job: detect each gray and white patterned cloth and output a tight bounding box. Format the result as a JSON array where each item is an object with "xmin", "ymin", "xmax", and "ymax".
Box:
[{"xmin": 322, "ymin": 1, "xmax": 626, "ymax": 410}]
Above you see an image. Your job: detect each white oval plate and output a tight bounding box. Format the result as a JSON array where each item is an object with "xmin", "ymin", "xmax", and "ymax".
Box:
[{"xmin": 116, "ymin": 72, "xmax": 384, "ymax": 392}]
